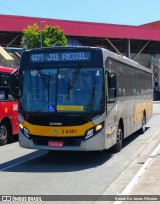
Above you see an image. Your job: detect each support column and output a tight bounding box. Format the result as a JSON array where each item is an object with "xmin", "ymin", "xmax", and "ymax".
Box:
[{"xmin": 127, "ymin": 39, "xmax": 131, "ymax": 59}]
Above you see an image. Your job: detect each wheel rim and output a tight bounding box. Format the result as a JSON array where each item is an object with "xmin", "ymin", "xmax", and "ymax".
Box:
[
  {"xmin": 142, "ymin": 117, "xmax": 145, "ymax": 132},
  {"xmin": 117, "ymin": 128, "xmax": 123, "ymax": 148},
  {"xmin": 0, "ymin": 125, "xmax": 8, "ymax": 142}
]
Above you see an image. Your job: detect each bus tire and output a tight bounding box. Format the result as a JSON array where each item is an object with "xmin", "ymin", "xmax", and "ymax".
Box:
[
  {"xmin": 139, "ymin": 114, "xmax": 146, "ymax": 134},
  {"xmin": 112, "ymin": 124, "xmax": 123, "ymax": 153},
  {"xmin": 0, "ymin": 121, "xmax": 10, "ymax": 145}
]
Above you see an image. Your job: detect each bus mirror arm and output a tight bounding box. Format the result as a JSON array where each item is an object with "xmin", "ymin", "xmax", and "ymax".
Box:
[{"xmin": 107, "ymin": 96, "xmax": 117, "ymax": 103}]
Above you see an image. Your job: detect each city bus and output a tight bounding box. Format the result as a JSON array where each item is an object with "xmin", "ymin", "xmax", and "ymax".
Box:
[
  {"xmin": 0, "ymin": 66, "xmax": 19, "ymax": 145},
  {"xmin": 17, "ymin": 47, "xmax": 153, "ymax": 152}
]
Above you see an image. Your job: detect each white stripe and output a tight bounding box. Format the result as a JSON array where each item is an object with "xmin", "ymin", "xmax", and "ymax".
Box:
[{"xmin": 113, "ymin": 143, "xmax": 160, "ymax": 204}]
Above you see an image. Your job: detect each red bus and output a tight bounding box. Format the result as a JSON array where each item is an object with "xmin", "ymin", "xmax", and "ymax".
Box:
[{"xmin": 0, "ymin": 66, "xmax": 19, "ymax": 145}]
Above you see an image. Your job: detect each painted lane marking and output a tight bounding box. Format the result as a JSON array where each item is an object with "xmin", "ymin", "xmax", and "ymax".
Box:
[{"xmin": 113, "ymin": 142, "xmax": 160, "ymax": 204}]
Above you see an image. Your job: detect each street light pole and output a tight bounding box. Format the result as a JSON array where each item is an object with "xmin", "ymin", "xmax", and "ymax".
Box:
[{"xmin": 39, "ymin": 21, "xmax": 46, "ymax": 48}]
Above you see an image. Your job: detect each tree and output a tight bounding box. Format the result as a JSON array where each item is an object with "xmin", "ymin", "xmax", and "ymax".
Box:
[{"xmin": 21, "ymin": 23, "xmax": 67, "ymax": 49}]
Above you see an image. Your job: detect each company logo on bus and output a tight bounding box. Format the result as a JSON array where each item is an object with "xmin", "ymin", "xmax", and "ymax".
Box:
[
  {"xmin": 50, "ymin": 122, "xmax": 62, "ymax": 126},
  {"xmin": 53, "ymin": 130, "xmax": 58, "ymax": 134}
]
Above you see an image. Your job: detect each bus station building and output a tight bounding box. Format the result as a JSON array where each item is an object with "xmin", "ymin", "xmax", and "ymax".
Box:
[{"xmin": 0, "ymin": 14, "xmax": 160, "ymax": 99}]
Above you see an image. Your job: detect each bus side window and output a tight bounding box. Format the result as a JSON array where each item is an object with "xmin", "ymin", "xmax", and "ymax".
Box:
[
  {"xmin": 11, "ymin": 73, "xmax": 20, "ymax": 99},
  {"xmin": 0, "ymin": 90, "xmax": 5, "ymax": 100},
  {"xmin": 107, "ymin": 72, "xmax": 117, "ymax": 100}
]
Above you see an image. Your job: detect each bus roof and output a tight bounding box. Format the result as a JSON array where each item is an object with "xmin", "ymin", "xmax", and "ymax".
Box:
[
  {"xmin": 0, "ymin": 66, "xmax": 16, "ymax": 74},
  {"xmin": 101, "ymin": 47, "xmax": 153, "ymax": 73}
]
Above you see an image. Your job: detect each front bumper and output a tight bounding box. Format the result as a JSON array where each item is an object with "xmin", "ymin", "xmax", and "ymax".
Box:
[{"xmin": 18, "ymin": 129, "xmax": 106, "ymax": 151}]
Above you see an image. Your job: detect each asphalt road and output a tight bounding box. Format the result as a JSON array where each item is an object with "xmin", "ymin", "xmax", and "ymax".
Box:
[{"xmin": 1, "ymin": 103, "xmax": 160, "ymax": 203}]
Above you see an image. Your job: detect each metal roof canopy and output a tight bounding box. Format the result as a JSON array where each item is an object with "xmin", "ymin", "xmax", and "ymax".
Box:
[
  {"xmin": 1, "ymin": 14, "xmax": 160, "ymax": 40},
  {"xmin": 0, "ymin": 14, "xmax": 160, "ymax": 58}
]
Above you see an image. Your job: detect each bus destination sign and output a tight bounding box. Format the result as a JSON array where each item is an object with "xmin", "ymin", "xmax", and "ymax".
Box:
[{"xmin": 30, "ymin": 52, "xmax": 91, "ymax": 63}]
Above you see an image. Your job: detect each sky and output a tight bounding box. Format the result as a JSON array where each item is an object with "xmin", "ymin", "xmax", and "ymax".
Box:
[{"xmin": 0, "ymin": 0, "xmax": 160, "ymax": 26}]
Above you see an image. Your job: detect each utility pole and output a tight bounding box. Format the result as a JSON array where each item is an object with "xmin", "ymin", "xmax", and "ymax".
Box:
[{"xmin": 39, "ymin": 21, "xmax": 46, "ymax": 48}]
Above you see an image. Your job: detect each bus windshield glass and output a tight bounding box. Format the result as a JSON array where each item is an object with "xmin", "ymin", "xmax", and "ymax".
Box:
[{"xmin": 21, "ymin": 67, "xmax": 104, "ymax": 113}]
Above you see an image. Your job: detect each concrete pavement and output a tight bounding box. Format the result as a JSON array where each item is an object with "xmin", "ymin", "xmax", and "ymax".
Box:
[
  {"xmin": 94, "ymin": 101, "xmax": 160, "ymax": 204},
  {"xmin": 114, "ymin": 143, "xmax": 160, "ymax": 204},
  {"xmin": 129, "ymin": 145, "xmax": 160, "ymax": 197},
  {"xmin": 116, "ymin": 101, "xmax": 160, "ymax": 204}
]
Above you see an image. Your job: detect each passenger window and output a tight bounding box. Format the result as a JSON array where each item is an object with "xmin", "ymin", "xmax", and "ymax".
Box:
[{"xmin": 0, "ymin": 90, "xmax": 5, "ymax": 100}]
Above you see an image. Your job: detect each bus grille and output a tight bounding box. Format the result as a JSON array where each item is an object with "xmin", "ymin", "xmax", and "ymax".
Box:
[
  {"xmin": 26, "ymin": 115, "xmax": 88, "ymax": 126},
  {"xmin": 31, "ymin": 136, "xmax": 83, "ymax": 147}
]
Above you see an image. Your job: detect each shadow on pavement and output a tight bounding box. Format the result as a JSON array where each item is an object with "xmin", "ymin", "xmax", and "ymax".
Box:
[
  {"xmin": 0, "ymin": 149, "xmax": 112, "ymax": 173},
  {"xmin": 1, "ymin": 128, "xmax": 149, "ymax": 173}
]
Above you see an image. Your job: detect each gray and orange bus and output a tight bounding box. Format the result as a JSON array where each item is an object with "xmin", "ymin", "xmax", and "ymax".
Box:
[{"xmin": 18, "ymin": 47, "xmax": 153, "ymax": 152}]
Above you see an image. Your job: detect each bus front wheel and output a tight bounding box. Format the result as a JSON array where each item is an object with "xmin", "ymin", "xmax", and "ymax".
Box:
[
  {"xmin": 112, "ymin": 124, "xmax": 123, "ymax": 153},
  {"xmin": 0, "ymin": 121, "xmax": 10, "ymax": 145}
]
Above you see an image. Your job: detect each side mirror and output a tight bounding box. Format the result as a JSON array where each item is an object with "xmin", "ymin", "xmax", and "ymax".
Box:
[{"xmin": 107, "ymin": 72, "xmax": 117, "ymax": 99}]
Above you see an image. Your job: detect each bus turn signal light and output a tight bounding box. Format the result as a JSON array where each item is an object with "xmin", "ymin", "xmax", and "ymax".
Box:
[{"xmin": 95, "ymin": 124, "xmax": 103, "ymax": 131}]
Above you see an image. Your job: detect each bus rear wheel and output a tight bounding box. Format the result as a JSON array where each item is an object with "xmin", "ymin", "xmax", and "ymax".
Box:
[
  {"xmin": 0, "ymin": 121, "xmax": 9, "ymax": 145},
  {"xmin": 139, "ymin": 114, "xmax": 146, "ymax": 134}
]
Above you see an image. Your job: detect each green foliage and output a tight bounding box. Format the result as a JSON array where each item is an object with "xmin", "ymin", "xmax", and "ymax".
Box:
[
  {"xmin": 21, "ymin": 23, "xmax": 67, "ymax": 49},
  {"xmin": 42, "ymin": 25, "xmax": 67, "ymax": 47}
]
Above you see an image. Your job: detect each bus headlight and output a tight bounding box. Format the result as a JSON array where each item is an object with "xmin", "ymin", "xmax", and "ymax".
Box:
[
  {"xmin": 19, "ymin": 123, "xmax": 30, "ymax": 138},
  {"xmin": 24, "ymin": 127, "xmax": 30, "ymax": 137},
  {"xmin": 95, "ymin": 124, "xmax": 103, "ymax": 131},
  {"xmin": 85, "ymin": 123, "xmax": 104, "ymax": 139},
  {"xmin": 86, "ymin": 129, "xmax": 94, "ymax": 139}
]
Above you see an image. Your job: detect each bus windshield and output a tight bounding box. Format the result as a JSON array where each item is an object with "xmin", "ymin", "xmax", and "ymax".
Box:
[{"xmin": 20, "ymin": 67, "xmax": 104, "ymax": 113}]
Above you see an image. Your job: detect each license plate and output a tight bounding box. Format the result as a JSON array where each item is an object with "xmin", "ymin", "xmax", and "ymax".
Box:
[{"xmin": 48, "ymin": 141, "xmax": 64, "ymax": 147}]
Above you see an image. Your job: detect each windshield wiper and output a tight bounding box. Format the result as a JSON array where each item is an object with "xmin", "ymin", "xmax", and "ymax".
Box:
[
  {"xmin": 37, "ymin": 70, "xmax": 49, "ymax": 88},
  {"xmin": 37, "ymin": 69, "xmax": 51, "ymax": 102},
  {"xmin": 68, "ymin": 65, "xmax": 81, "ymax": 100}
]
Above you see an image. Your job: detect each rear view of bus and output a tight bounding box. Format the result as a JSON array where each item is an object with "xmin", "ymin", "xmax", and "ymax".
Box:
[{"xmin": 0, "ymin": 66, "xmax": 19, "ymax": 145}]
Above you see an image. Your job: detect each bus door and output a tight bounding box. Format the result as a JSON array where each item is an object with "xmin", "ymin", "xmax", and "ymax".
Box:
[{"xmin": 106, "ymin": 70, "xmax": 118, "ymax": 148}]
